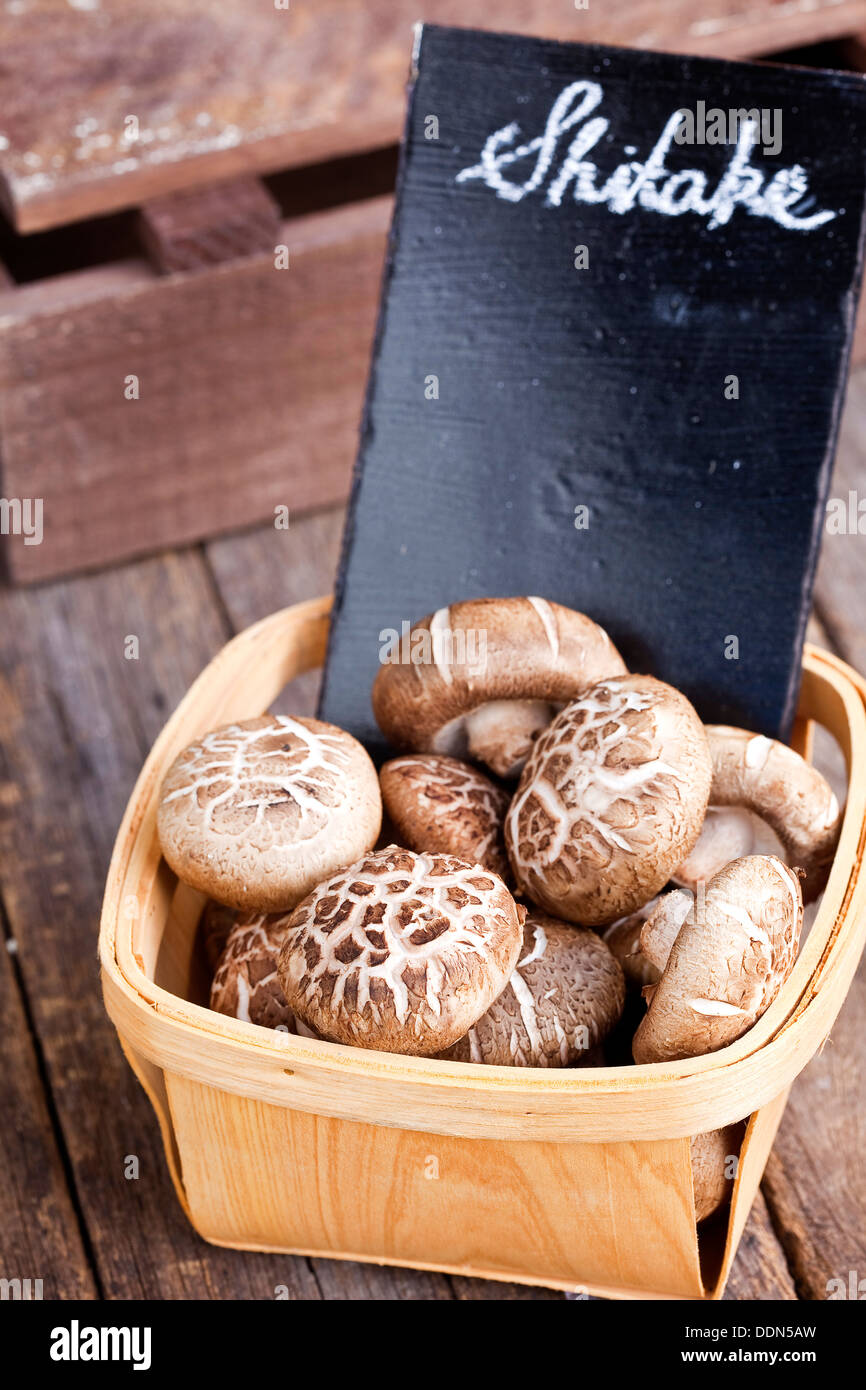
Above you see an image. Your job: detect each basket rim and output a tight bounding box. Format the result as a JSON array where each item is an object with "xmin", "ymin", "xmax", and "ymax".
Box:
[{"xmin": 98, "ymin": 600, "xmax": 866, "ymax": 1142}]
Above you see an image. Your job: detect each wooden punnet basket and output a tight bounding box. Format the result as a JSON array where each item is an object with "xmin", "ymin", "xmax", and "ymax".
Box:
[{"xmin": 99, "ymin": 596, "xmax": 866, "ymax": 1300}]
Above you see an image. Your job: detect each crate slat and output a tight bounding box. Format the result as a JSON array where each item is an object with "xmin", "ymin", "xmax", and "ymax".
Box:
[
  {"xmin": 0, "ymin": 195, "xmax": 389, "ymax": 584},
  {"xmin": 3, "ymin": 1, "xmax": 866, "ymax": 233}
]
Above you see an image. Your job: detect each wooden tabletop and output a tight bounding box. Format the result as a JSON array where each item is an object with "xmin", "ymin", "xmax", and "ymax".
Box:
[
  {"xmin": 2, "ymin": 0, "xmax": 866, "ymax": 232},
  {"xmin": 1, "ymin": 370, "xmax": 865, "ymax": 1301}
]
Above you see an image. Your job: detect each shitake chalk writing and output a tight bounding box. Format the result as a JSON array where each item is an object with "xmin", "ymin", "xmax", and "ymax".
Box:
[{"xmin": 456, "ymin": 81, "xmax": 836, "ymax": 232}]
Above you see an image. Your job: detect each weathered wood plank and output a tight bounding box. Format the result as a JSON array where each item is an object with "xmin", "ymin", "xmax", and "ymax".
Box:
[
  {"xmin": 2, "ymin": 1, "xmax": 865, "ymax": 233},
  {"xmin": 310, "ymin": 1259, "xmax": 454, "ymax": 1300},
  {"xmin": 760, "ymin": 967, "xmax": 866, "ymax": 1301},
  {"xmin": 137, "ymin": 177, "xmax": 281, "ymax": 275},
  {"xmin": 0, "ymin": 196, "xmax": 388, "ymax": 584},
  {"xmin": 723, "ymin": 1195, "xmax": 797, "ymax": 1301},
  {"xmin": 206, "ymin": 505, "xmax": 344, "ymax": 716},
  {"xmin": 0, "ymin": 925, "xmax": 98, "ymax": 1300}
]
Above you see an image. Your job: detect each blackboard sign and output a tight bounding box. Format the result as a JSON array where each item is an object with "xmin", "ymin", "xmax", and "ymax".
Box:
[{"xmin": 319, "ymin": 25, "xmax": 866, "ymax": 756}]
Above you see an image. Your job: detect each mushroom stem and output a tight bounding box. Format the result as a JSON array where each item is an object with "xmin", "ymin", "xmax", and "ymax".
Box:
[
  {"xmin": 703, "ymin": 727, "xmax": 842, "ymax": 901},
  {"xmin": 459, "ymin": 699, "xmax": 556, "ymax": 779},
  {"xmin": 673, "ymin": 806, "xmax": 782, "ymax": 892},
  {"xmin": 691, "ymin": 1125, "xmax": 744, "ymax": 1223}
]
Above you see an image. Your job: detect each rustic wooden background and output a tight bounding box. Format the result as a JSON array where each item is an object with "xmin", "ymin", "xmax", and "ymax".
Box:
[
  {"xmin": 1, "ymin": 0, "xmax": 865, "ymax": 1302},
  {"xmin": 4, "ymin": 5, "xmax": 866, "ymax": 588},
  {"xmin": 0, "ymin": 373, "xmax": 863, "ymax": 1300}
]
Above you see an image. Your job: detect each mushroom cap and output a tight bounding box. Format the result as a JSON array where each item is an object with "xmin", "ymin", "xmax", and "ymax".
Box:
[
  {"xmin": 632, "ymin": 855, "xmax": 803, "ymax": 1064},
  {"xmin": 277, "ymin": 845, "xmax": 524, "ymax": 1056},
  {"xmin": 210, "ymin": 915, "xmax": 301, "ymax": 1032},
  {"xmin": 673, "ymin": 806, "xmax": 782, "ymax": 893},
  {"xmin": 691, "ymin": 1125, "xmax": 744, "ymax": 1223},
  {"xmin": 506, "ymin": 675, "xmax": 712, "ymax": 926},
  {"xmin": 379, "ymin": 754, "xmax": 510, "ymax": 877},
  {"xmin": 157, "ymin": 715, "xmax": 381, "ymax": 912},
  {"xmin": 372, "ymin": 596, "xmax": 627, "ymax": 778},
  {"xmin": 603, "ymin": 899, "xmax": 663, "ymax": 990},
  {"xmin": 703, "ymin": 726, "xmax": 842, "ymax": 901},
  {"xmin": 439, "ymin": 911, "xmax": 625, "ymax": 1067},
  {"xmin": 200, "ymin": 899, "xmax": 238, "ymax": 972}
]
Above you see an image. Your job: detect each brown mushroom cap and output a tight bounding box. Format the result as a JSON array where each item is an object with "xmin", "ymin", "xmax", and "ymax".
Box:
[
  {"xmin": 209, "ymin": 915, "xmax": 315, "ymax": 1034},
  {"xmin": 673, "ymin": 806, "xmax": 782, "ymax": 894},
  {"xmin": 277, "ymin": 845, "xmax": 524, "ymax": 1056},
  {"xmin": 157, "ymin": 715, "xmax": 381, "ymax": 912},
  {"xmin": 691, "ymin": 1125, "xmax": 744, "ymax": 1223},
  {"xmin": 632, "ymin": 855, "xmax": 803, "ymax": 1064},
  {"xmin": 506, "ymin": 675, "xmax": 712, "ymax": 926},
  {"xmin": 379, "ymin": 754, "xmax": 510, "ymax": 877},
  {"xmin": 372, "ymin": 596, "xmax": 627, "ymax": 779},
  {"xmin": 439, "ymin": 911, "xmax": 625, "ymax": 1067},
  {"xmin": 700, "ymin": 726, "xmax": 842, "ymax": 901}
]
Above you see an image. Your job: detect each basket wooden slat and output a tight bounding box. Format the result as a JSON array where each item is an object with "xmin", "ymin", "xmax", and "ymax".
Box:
[{"xmin": 99, "ymin": 598, "xmax": 866, "ymax": 1298}]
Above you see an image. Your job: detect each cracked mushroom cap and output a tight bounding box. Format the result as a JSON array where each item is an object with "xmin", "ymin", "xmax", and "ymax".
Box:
[
  {"xmin": 157, "ymin": 715, "xmax": 381, "ymax": 912},
  {"xmin": 372, "ymin": 596, "xmax": 627, "ymax": 779},
  {"xmin": 695, "ymin": 726, "xmax": 842, "ymax": 901},
  {"xmin": 632, "ymin": 855, "xmax": 803, "ymax": 1064},
  {"xmin": 379, "ymin": 754, "xmax": 510, "ymax": 877},
  {"xmin": 276, "ymin": 845, "xmax": 524, "ymax": 1056},
  {"xmin": 439, "ymin": 911, "xmax": 625, "ymax": 1067},
  {"xmin": 210, "ymin": 915, "xmax": 313, "ymax": 1034},
  {"xmin": 506, "ymin": 675, "xmax": 712, "ymax": 926}
]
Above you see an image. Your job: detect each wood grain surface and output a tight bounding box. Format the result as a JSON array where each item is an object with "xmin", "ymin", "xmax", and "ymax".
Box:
[
  {"xmin": 1, "ymin": 369, "xmax": 864, "ymax": 1298},
  {"xmin": 3, "ymin": 1, "xmax": 866, "ymax": 233},
  {"xmin": 0, "ymin": 195, "xmax": 389, "ymax": 584}
]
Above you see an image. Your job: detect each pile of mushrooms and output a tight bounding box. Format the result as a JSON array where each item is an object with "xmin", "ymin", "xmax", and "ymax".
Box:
[{"xmin": 157, "ymin": 596, "xmax": 842, "ymax": 1227}]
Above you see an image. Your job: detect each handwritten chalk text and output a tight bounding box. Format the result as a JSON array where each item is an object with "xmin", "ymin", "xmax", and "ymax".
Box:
[{"xmin": 456, "ymin": 82, "xmax": 836, "ymax": 232}]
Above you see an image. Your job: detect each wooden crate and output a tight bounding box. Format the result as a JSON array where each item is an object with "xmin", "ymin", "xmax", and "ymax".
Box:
[
  {"xmin": 99, "ymin": 597, "xmax": 866, "ymax": 1300},
  {"xmin": 3, "ymin": 3, "xmax": 866, "ymax": 585}
]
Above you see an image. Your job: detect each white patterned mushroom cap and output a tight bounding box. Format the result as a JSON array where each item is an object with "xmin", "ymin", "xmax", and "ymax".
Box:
[
  {"xmin": 372, "ymin": 596, "xmax": 626, "ymax": 778},
  {"xmin": 380, "ymin": 753, "xmax": 510, "ymax": 877},
  {"xmin": 277, "ymin": 845, "xmax": 524, "ymax": 1056},
  {"xmin": 632, "ymin": 854, "xmax": 803, "ymax": 1064},
  {"xmin": 210, "ymin": 915, "xmax": 298, "ymax": 1032},
  {"xmin": 439, "ymin": 911, "xmax": 625, "ymax": 1068},
  {"xmin": 157, "ymin": 715, "xmax": 381, "ymax": 912},
  {"xmin": 506, "ymin": 675, "xmax": 712, "ymax": 926}
]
